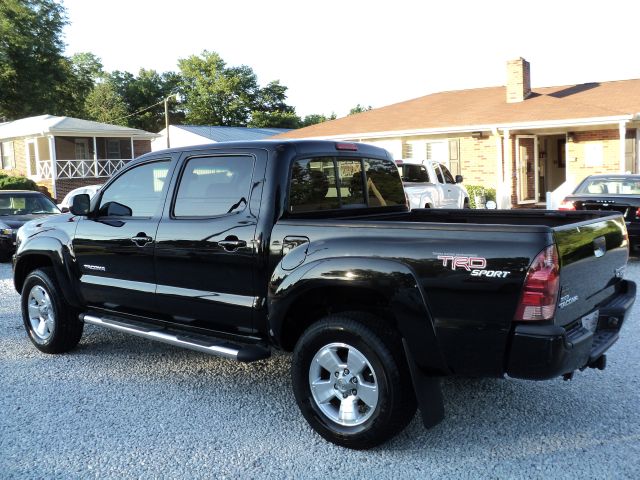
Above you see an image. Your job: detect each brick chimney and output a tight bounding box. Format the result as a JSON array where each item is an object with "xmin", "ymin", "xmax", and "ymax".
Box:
[{"xmin": 506, "ymin": 57, "xmax": 531, "ymax": 103}]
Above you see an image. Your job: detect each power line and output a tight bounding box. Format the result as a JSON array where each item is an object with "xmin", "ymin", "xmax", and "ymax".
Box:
[{"xmin": 109, "ymin": 98, "xmax": 166, "ymax": 123}]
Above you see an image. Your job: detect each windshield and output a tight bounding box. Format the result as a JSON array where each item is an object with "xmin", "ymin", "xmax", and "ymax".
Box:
[
  {"xmin": 398, "ymin": 164, "xmax": 430, "ymax": 183},
  {"xmin": 575, "ymin": 177, "xmax": 640, "ymax": 195},
  {"xmin": 0, "ymin": 193, "xmax": 60, "ymax": 215}
]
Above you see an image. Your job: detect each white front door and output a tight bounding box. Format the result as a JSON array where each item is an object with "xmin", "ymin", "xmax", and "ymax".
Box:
[{"xmin": 515, "ymin": 135, "xmax": 538, "ymax": 204}]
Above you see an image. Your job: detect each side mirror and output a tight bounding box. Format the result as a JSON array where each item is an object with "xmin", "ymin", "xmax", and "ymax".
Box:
[
  {"xmin": 455, "ymin": 175, "xmax": 463, "ymax": 184},
  {"xmin": 70, "ymin": 194, "xmax": 90, "ymax": 216}
]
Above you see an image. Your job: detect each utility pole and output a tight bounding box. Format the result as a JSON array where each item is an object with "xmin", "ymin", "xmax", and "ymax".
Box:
[{"xmin": 164, "ymin": 93, "xmax": 181, "ymax": 149}]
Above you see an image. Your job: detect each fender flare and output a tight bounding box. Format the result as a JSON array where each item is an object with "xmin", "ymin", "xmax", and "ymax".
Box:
[
  {"xmin": 13, "ymin": 236, "xmax": 83, "ymax": 308},
  {"xmin": 269, "ymin": 256, "xmax": 449, "ymax": 375}
]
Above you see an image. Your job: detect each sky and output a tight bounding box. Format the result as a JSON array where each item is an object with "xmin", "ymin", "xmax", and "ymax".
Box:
[{"xmin": 62, "ymin": 0, "xmax": 640, "ymax": 119}]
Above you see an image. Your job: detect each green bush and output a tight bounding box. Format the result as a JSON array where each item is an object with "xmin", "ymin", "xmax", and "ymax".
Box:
[
  {"xmin": 466, "ymin": 185, "xmax": 496, "ymax": 209},
  {"xmin": 0, "ymin": 175, "xmax": 39, "ymax": 191}
]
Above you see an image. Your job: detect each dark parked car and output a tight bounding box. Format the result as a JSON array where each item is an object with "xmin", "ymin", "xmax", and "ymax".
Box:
[
  {"xmin": 559, "ymin": 174, "xmax": 640, "ymax": 246},
  {"xmin": 0, "ymin": 190, "xmax": 60, "ymax": 261}
]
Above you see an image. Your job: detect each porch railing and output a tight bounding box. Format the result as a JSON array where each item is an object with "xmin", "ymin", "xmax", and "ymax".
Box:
[{"xmin": 54, "ymin": 158, "xmax": 133, "ymax": 179}]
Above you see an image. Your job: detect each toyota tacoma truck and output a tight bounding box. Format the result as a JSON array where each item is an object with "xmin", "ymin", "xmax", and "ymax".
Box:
[{"xmin": 12, "ymin": 140, "xmax": 635, "ymax": 449}]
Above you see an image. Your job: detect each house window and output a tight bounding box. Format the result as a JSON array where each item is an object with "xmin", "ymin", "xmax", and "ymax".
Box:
[
  {"xmin": 1, "ymin": 141, "xmax": 15, "ymax": 169},
  {"xmin": 107, "ymin": 139, "xmax": 121, "ymax": 159},
  {"xmin": 75, "ymin": 139, "xmax": 90, "ymax": 160},
  {"xmin": 402, "ymin": 143, "xmax": 413, "ymax": 159}
]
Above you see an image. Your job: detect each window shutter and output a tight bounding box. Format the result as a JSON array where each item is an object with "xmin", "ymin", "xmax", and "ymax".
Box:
[{"xmin": 448, "ymin": 139, "xmax": 460, "ymax": 176}]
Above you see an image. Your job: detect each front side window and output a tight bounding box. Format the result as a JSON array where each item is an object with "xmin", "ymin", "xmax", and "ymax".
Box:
[
  {"xmin": 289, "ymin": 157, "xmax": 404, "ymax": 213},
  {"xmin": 98, "ymin": 160, "xmax": 169, "ymax": 217},
  {"xmin": 174, "ymin": 155, "xmax": 254, "ymax": 217},
  {"xmin": 440, "ymin": 164, "xmax": 456, "ymax": 184},
  {"xmin": 433, "ymin": 163, "xmax": 445, "ymax": 184}
]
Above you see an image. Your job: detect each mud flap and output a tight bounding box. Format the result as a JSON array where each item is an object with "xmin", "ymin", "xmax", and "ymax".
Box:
[{"xmin": 402, "ymin": 339, "xmax": 445, "ymax": 428}]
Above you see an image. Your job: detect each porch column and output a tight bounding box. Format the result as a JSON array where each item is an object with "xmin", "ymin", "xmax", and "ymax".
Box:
[
  {"xmin": 619, "ymin": 122, "xmax": 627, "ymax": 173},
  {"xmin": 502, "ymin": 129, "xmax": 512, "ymax": 209},
  {"xmin": 48, "ymin": 136, "xmax": 57, "ymax": 199},
  {"xmin": 93, "ymin": 137, "xmax": 98, "ymax": 177},
  {"xmin": 492, "ymin": 128, "xmax": 503, "ymax": 208},
  {"xmin": 130, "ymin": 137, "xmax": 135, "ymax": 159}
]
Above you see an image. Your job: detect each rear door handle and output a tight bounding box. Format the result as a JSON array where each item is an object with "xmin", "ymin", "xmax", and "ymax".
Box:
[
  {"xmin": 131, "ymin": 233, "xmax": 153, "ymax": 246},
  {"xmin": 218, "ymin": 238, "xmax": 247, "ymax": 251}
]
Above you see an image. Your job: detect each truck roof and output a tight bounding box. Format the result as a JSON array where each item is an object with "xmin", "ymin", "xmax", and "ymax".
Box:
[{"xmin": 146, "ymin": 139, "xmax": 392, "ymax": 160}]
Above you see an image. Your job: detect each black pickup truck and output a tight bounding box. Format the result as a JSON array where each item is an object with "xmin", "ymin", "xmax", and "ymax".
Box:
[{"xmin": 12, "ymin": 140, "xmax": 635, "ymax": 449}]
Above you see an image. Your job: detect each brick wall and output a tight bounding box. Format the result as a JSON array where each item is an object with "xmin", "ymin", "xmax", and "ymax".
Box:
[
  {"xmin": 566, "ymin": 129, "xmax": 621, "ymax": 184},
  {"xmin": 459, "ymin": 135, "xmax": 498, "ymax": 188},
  {"xmin": 13, "ymin": 139, "xmax": 27, "ymax": 176},
  {"xmin": 56, "ymin": 178, "xmax": 104, "ymax": 201},
  {"xmin": 134, "ymin": 140, "xmax": 152, "ymax": 157}
]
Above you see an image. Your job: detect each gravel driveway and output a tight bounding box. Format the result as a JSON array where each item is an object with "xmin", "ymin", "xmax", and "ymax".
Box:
[{"xmin": 1, "ymin": 260, "xmax": 639, "ymax": 479}]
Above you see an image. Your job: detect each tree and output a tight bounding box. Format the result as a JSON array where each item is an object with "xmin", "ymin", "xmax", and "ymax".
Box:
[
  {"xmin": 248, "ymin": 110, "xmax": 301, "ymax": 129},
  {"xmin": 349, "ymin": 104, "xmax": 372, "ymax": 115},
  {"xmin": 0, "ymin": 0, "xmax": 72, "ymax": 120},
  {"xmin": 109, "ymin": 69, "xmax": 182, "ymax": 132},
  {"xmin": 301, "ymin": 113, "xmax": 337, "ymax": 127},
  {"xmin": 63, "ymin": 52, "xmax": 105, "ymax": 117},
  {"xmin": 177, "ymin": 51, "xmax": 297, "ymax": 127},
  {"xmin": 84, "ymin": 80, "xmax": 128, "ymax": 126}
]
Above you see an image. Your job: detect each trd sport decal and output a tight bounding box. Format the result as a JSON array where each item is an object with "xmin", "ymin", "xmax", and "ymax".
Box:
[{"xmin": 437, "ymin": 255, "xmax": 511, "ymax": 278}]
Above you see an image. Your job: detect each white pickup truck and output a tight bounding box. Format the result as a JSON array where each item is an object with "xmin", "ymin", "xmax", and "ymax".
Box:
[{"xmin": 396, "ymin": 160, "xmax": 470, "ymax": 209}]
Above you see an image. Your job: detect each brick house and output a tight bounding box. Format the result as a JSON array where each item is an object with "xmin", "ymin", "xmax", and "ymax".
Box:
[
  {"xmin": 276, "ymin": 58, "xmax": 640, "ymax": 208},
  {"xmin": 0, "ymin": 115, "xmax": 158, "ymax": 200}
]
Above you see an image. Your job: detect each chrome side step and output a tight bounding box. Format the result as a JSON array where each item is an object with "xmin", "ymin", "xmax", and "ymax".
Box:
[{"xmin": 81, "ymin": 314, "xmax": 270, "ymax": 362}]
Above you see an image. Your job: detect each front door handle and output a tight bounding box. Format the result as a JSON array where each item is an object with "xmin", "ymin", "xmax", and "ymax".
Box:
[
  {"xmin": 131, "ymin": 233, "xmax": 153, "ymax": 246},
  {"xmin": 218, "ymin": 237, "xmax": 247, "ymax": 251}
]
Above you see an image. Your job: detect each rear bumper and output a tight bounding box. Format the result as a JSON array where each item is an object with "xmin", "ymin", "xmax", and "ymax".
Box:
[{"xmin": 506, "ymin": 280, "xmax": 636, "ymax": 380}]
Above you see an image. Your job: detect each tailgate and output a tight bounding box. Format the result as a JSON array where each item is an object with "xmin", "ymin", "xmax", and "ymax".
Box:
[{"xmin": 553, "ymin": 214, "xmax": 629, "ymax": 327}]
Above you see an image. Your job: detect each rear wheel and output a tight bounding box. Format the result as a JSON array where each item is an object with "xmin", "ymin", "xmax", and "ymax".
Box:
[
  {"xmin": 292, "ymin": 312, "xmax": 416, "ymax": 449},
  {"xmin": 463, "ymin": 198, "xmax": 470, "ymax": 209},
  {"xmin": 21, "ymin": 267, "xmax": 83, "ymax": 353}
]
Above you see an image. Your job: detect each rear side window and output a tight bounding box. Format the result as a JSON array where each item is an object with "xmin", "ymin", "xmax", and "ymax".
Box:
[
  {"xmin": 289, "ymin": 157, "xmax": 404, "ymax": 213},
  {"xmin": 364, "ymin": 159, "xmax": 406, "ymax": 207},
  {"xmin": 174, "ymin": 155, "xmax": 254, "ymax": 217}
]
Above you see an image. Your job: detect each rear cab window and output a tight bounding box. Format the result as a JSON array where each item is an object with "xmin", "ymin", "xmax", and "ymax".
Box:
[{"xmin": 288, "ymin": 156, "xmax": 405, "ymax": 214}]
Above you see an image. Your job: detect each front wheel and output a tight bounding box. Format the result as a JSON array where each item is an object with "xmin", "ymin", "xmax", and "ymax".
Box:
[
  {"xmin": 21, "ymin": 267, "xmax": 83, "ymax": 354},
  {"xmin": 292, "ymin": 312, "xmax": 416, "ymax": 449}
]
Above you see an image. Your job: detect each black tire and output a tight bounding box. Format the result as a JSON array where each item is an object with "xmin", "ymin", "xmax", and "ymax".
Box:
[
  {"xmin": 463, "ymin": 198, "xmax": 471, "ymax": 209},
  {"xmin": 21, "ymin": 267, "xmax": 83, "ymax": 354},
  {"xmin": 292, "ymin": 312, "xmax": 417, "ymax": 449},
  {"xmin": 424, "ymin": 203, "xmax": 432, "ymax": 208}
]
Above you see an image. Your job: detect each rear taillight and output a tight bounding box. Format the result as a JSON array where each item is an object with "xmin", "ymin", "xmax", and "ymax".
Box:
[
  {"xmin": 335, "ymin": 142, "xmax": 358, "ymax": 151},
  {"xmin": 634, "ymin": 207, "xmax": 640, "ymax": 220},
  {"xmin": 514, "ymin": 245, "xmax": 560, "ymax": 322},
  {"xmin": 558, "ymin": 199, "xmax": 575, "ymax": 210}
]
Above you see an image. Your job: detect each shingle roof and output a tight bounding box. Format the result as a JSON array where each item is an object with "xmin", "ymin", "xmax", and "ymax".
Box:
[
  {"xmin": 276, "ymin": 79, "xmax": 640, "ymax": 139},
  {"xmin": 176, "ymin": 125, "xmax": 291, "ymax": 142},
  {"xmin": 0, "ymin": 114, "xmax": 158, "ymax": 140}
]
